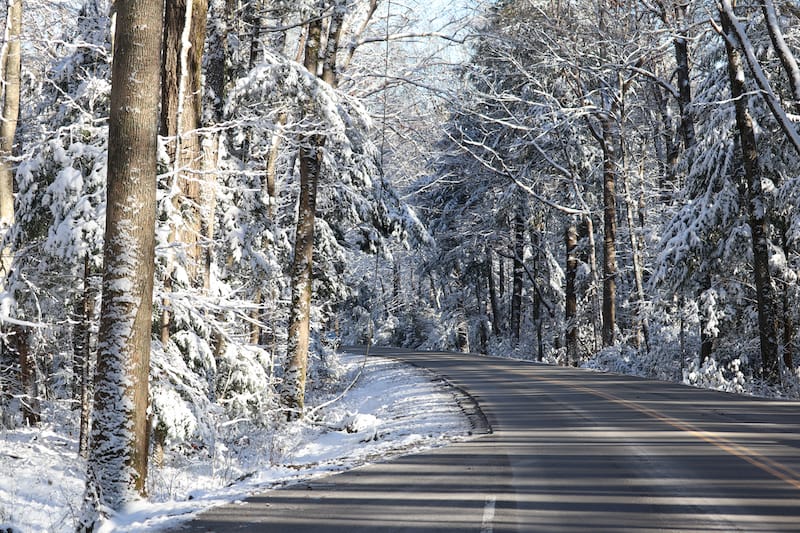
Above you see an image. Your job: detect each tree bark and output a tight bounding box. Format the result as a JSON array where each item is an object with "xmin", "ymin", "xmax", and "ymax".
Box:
[
  {"xmin": 580, "ymin": 215, "xmax": 601, "ymax": 352},
  {"xmin": 720, "ymin": 5, "xmax": 781, "ymax": 384},
  {"xmin": 671, "ymin": 6, "xmax": 715, "ymax": 365},
  {"xmin": 622, "ymin": 168, "xmax": 650, "ymax": 352},
  {"xmin": 321, "ymin": 0, "xmax": 346, "ymax": 88},
  {"xmin": 282, "ymin": 134, "xmax": 324, "ymax": 418},
  {"xmin": 565, "ymin": 221, "xmax": 578, "ymax": 366},
  {"xmin": 10, "ymin": 325, "xmax": 38, "ymax": 426},
  {"xmin": 673, "ymin": 1, "xmax": 696, "ymax": 151},
  {"xmin": 475, "ymin": 274, "xmax": 488, "ymax": 353},
  {"xmin": 0, "ymin": 0, "xmax": 21, "ymax": 278},
  {"xmin": 779, "ymin": 228, "xmax": 794, "ymax": 368},
  {"xmin": 159, "ymin": 0, "xmax": 209, "ymax": 345},
  {"xmin": 80, "ymin": 0, "xmax": 163, "ymax": 524},
  {"xmin": 760, "ymin": 0, "xmax": 800, "ymax": 114},
  {"xmin": 76, "ymin": 254, "xmax": 95, "ymax": 459},
  {"xmin": 487, "ymin": 255, "xmax": 502, "ymax": 335},
  {"xmin": 601, "ymin": 109, "xmax": 619, "ymax": 347},
  {"xmin": 651, "ymin": 84, "xmax": 678, "ymax": 194},
  {"xmin": 510, "ymin": 197, "xmax": 525, "ymax": 342},
  {"xmin": 282, "ymin": 11, "xmax": 325, "ymax": 419}
]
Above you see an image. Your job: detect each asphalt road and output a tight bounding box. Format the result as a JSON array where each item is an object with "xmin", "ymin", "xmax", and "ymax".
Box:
[{"xmin": 171, "ymin": 347, "xmax": 800, "ymax": 532}]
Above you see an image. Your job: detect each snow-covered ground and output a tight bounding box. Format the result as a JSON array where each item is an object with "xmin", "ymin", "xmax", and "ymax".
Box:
[{"xmin": 0, "ymin": 352, "xmax": 472, "ymax": 532}]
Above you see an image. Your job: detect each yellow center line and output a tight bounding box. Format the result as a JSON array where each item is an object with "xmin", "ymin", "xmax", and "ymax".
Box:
[{"xmin": 537, "ymin": 375, "xmax": 800, "ymax": 491}]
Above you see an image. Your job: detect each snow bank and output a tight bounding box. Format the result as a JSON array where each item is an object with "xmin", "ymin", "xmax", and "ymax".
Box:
[{"xmin": 0, "ymin": 352, "xmax": 471, "ymax": 532}]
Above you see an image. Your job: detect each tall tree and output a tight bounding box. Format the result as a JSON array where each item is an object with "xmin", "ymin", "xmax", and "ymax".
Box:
[
  {"xmin": 760, "ymin": 0, "xmax": 800, "ymax": 114},
  {"xmin": 510, "ymin": 194, "xmax": 524, "ymax": 341},
  {"xmin": 0, "ymin": 0, "xmax": 21, "ymax": 275},
  {"xmin": 565, "ymin": 220, "xmax": 579, "ymax": 365},
  {"xmin": 159, "ymin": 0, "xmax": 209, "ymax": 345},
  {"xmin": 718, "ymin": 0, "xmax": 781, "ymax": 383},
  {"xmin": 80, "ymin": 0, "xmax": 164, "ymax": 525},
  {"xmin": 281, "ymin": 3, "xmax": 329, "ymax": 418}
]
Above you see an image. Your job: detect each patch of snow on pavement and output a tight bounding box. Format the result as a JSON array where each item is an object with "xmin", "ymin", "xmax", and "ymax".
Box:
[{"xmin": 0, "ymin": 352, "xmax": 472, "ymax": 532}]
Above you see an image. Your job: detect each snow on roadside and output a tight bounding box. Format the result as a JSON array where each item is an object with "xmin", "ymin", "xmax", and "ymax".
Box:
[{"xmin": 0, "ymin": 352, "xmax": 472, "ymax": 533}]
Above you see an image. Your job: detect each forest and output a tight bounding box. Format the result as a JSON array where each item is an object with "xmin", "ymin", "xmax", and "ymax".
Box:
[{"xmin": 0, "ymin": 0, "xmax": 799, "ymax": 528}]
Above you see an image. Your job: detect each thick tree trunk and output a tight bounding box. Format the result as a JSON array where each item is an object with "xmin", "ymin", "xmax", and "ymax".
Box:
[
  {"xmin": 80, "ymin": 0, "xmax": 163, "ymax": 524},
  {"xmin": 565, "ymin": 221, "xmax": 579, "ymax": 366},
  {"xmin": 720, "ymin": 6, "xmax": 781, "ymax": 384}
]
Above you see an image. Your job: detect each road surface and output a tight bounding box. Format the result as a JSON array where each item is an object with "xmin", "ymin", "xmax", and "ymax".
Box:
[{"xmin": 172, "ymin": 348, "xmax": 800, "ymax": 532}]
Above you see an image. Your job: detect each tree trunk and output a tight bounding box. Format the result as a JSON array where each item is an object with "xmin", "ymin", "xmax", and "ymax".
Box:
[
  {"xmin": 622, "ymin": 169, "xmax": 650, "ymax": 352},
  {"xmin": 282, "ymin": 135, "xmax": 324, "ymax": 418},
  {"xmin": 252, "ymin": 28, "xmax": 301, "ymax": 342},
  {"xmin": 601, "ymin": 109, "xmax": 619, "ymax": 347},
  {"xmin": 76, "ymin": 254, "xmax": 95, "ymax": 459},
  {"xmin": 159, "ymin": 0, "xmax": 209, "ymax": 345},
  {"xmin": 487, "ymin": 255, "xmax": 502, "ymax": 335},
  {"xmin": 565, "ymin": 221, "xmax": 579, "ymax": 366},
  {"xmin": 699, "ymin": 272, "xmax": 714, "ymax": 365},
  {"xmin": 80, "ymin": 0, "xmax": 163, "ymax": 524},
  {"xmin": 476, "ymin": 275, "xmax": 488, "ymax": 353},
  {"xmin": 778, "ymin": 227, "xmax": 794, "ymax": 368},
  {"xmin": 651, "ymin": 84, "xmax": 678, "ymax": 194},
  {"xmin": 281, "ymin": 12, "xmax": 325, "ymax": 420},
  {"xmin": 677, "ymin": 45, "xmax": 712, "ymax": 366},
  {"xmin": 0, "ymin": 0, "xmax": 21, "ymax": 278},
  {"xmin": 673, "ymin": 2, "xmax": 696, "ymax": 151},
  {"xmin": 580, "ymin": 215, "xmax": 601, "ymax": 352},
  {"xmin": 247, "ymin": 0, "xmax": 266, "ymax": 69},
  {"xmin": 388, "ymin": 264, "xmax": 398, "ymax": 313},
  {"xmin": 510, "ymin": 197, "xmax": 525, "ymax": 342},
  {"xmin": 671, "ymin": 8, "xmax": 714, "ymax": 364},
  {"xmin": 321, "ymin": 0, "xmax": 346, "ymax": 89},
  {"xmin": 10, "ymin": 326, "xmax": 37, "ymax": 426},
  {"xmin": 720, "ymin": 5, "xmax": 781, "ymax": 384},
  {"xmin": 498, "ymin": 250, "xmax": 505, "ymax": 298},
  {"xmin": 760, "ymin": 0, "xmax": 800, "ymax": 114},
  {"xmin": 455, "ymin": 306, "xmax": 469, "ymax": 353}
]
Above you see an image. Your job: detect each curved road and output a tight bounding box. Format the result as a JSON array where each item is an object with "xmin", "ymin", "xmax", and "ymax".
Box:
[{"xmin": 173, "ymin": 348, "xmax": 800, "ymax": 532}]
